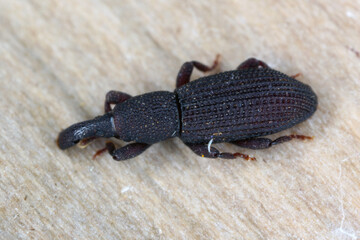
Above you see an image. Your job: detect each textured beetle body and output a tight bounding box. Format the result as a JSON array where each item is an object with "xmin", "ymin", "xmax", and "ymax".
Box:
[
  {"xmin": 57, "ymin": 57, "xmax": 317, "ymax": 161},
  {"xmin": 176, "ymin": 68, "xmax": 317, "ymax": 143},
  {"xmin": 113, "ymin": 91, "xmax": 179, "ymax": 144}
]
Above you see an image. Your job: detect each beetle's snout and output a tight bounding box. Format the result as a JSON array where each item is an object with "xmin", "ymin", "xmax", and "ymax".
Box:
[
  {"xmin": 57, "ymin": 123, "xmax": 85, "ymax": 149},
  {"xmin": 57, "ymin": 113, "xmax": 115, "ymax": 150}
]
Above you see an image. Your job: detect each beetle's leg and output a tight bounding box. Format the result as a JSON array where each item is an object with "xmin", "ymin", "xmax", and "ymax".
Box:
[
  {"xmin": 291, "ymin": 73, "xmax": 302, "ymax": 79},
  {"xmin": 237, "ymin": 58, "xmax": 269, "ymax": 70},
  {"xmin": 231, "ymin": 135, "xmax": 313, "ymax": 149},
  {"xmin": 184, "ymin": 143, "xmax": 256, "ymax": 161},
  {"xmin": 94, "ymin": 142, "xmax": 151, "ymax": 161},
  {"xmin": 176, "ymin": 54, "xmax": 220, "ymax": 88},
  {"xmin": 105, "ymin": 90, "xmax": 132, "ymax": 113}
]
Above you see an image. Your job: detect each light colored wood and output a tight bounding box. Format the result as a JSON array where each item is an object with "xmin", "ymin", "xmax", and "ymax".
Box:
[{"xmin": 1, "ymin": 1, "xmax": 360, "ymax": 239}]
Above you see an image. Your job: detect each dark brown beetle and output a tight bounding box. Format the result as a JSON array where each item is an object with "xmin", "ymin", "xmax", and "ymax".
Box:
[{"xmin": 57, "ymin": 56, "xmax": 317, "ymax": 161}]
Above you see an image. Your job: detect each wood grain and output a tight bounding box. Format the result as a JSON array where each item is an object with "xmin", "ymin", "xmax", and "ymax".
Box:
[{"xmin": 1, "ymin": 1, "xmax": 360, "ymax": 239}]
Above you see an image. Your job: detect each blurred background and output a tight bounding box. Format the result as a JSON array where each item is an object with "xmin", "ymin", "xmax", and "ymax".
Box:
[{"xmin": 0, "ymin": 1, "xmax": 359, "ymax": 239}]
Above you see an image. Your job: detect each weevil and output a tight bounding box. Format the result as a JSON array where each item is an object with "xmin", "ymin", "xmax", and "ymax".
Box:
[{"xmin": 57, "ymin": 56, "xmax": 317, "ymax": 161}]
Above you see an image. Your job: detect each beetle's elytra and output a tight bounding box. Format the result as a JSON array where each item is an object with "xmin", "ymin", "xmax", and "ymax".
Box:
[{"xmin": 57, "ymin": 56, "xmax": 317, "ymax": 161}]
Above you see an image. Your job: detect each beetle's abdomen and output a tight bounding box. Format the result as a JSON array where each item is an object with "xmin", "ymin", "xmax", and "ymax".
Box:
[
  {"xmin": 176, "ymin": 68, "xmax": 317, "ymax": 144},
  {"xmin": 113, "ymin": 91, "xmax": 180, "ymax": 144}
]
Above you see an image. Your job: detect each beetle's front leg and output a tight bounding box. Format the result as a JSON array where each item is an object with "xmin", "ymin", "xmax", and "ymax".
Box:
[
  {"xmin": 176, "ymin": 54, "xmax": 220, "ymax": 88},
  {"xmin": 237, "ymin": 58, "xmax": 269, "ymax": 70},
  {"xmin": 104, "ymin": 90, "xmax": 132, "ymax": 113},
  {"xmin": 184, "ymin": 142, "xmax": 255, "ymax": 161},
  {"xmin": 231, "ymin": 135, "xmax": 313, "ymax": 149},
  {"xmin": 94, "ymin": 142, "xmax": 151, "ymax": 161}
]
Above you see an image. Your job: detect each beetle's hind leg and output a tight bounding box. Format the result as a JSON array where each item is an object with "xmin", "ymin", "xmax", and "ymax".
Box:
[
  {"xmin": 231, "ymin": 135, "xmax": 313, "ymax": 149},
  {"xmin": 184, "ymin": 142, "xmax": 255, "ymax": 161},
  {"xmin": 291, "ymin": 73, "xmax": 302, "ymax": 79},
  {"xmin": 237, "ymin": 58, "xmax": 303, "ymax": 79},
  {"xmin": 93, "ymin": 142, "xmax": 151, "ymax": 161},
  {"xmin": 104, "ymin": 90, "xmax": 132, "ymax": 113},
  {"xmin": 237, "ymin": 58, "xmax": 269, "ymax": 70},
  {"xmin": 176, "ymin": 54, "xmax": 220, "ymax": 88}
]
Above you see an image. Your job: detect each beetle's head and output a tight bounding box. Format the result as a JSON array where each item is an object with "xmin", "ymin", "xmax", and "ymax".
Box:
[{"xmin": 57, "ymin": 113, "xmax": 116, "ymax": 149}]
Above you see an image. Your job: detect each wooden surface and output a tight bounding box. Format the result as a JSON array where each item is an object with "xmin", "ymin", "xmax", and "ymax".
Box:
[{"xmin": 1, "ymin": 1, "xmax": 360, "ymax": 239}]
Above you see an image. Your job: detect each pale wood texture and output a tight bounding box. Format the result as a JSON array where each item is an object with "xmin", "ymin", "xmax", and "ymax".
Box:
[{"xmin": 1, "ymin": 1, "xmax": 360, "ymax": 239}]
